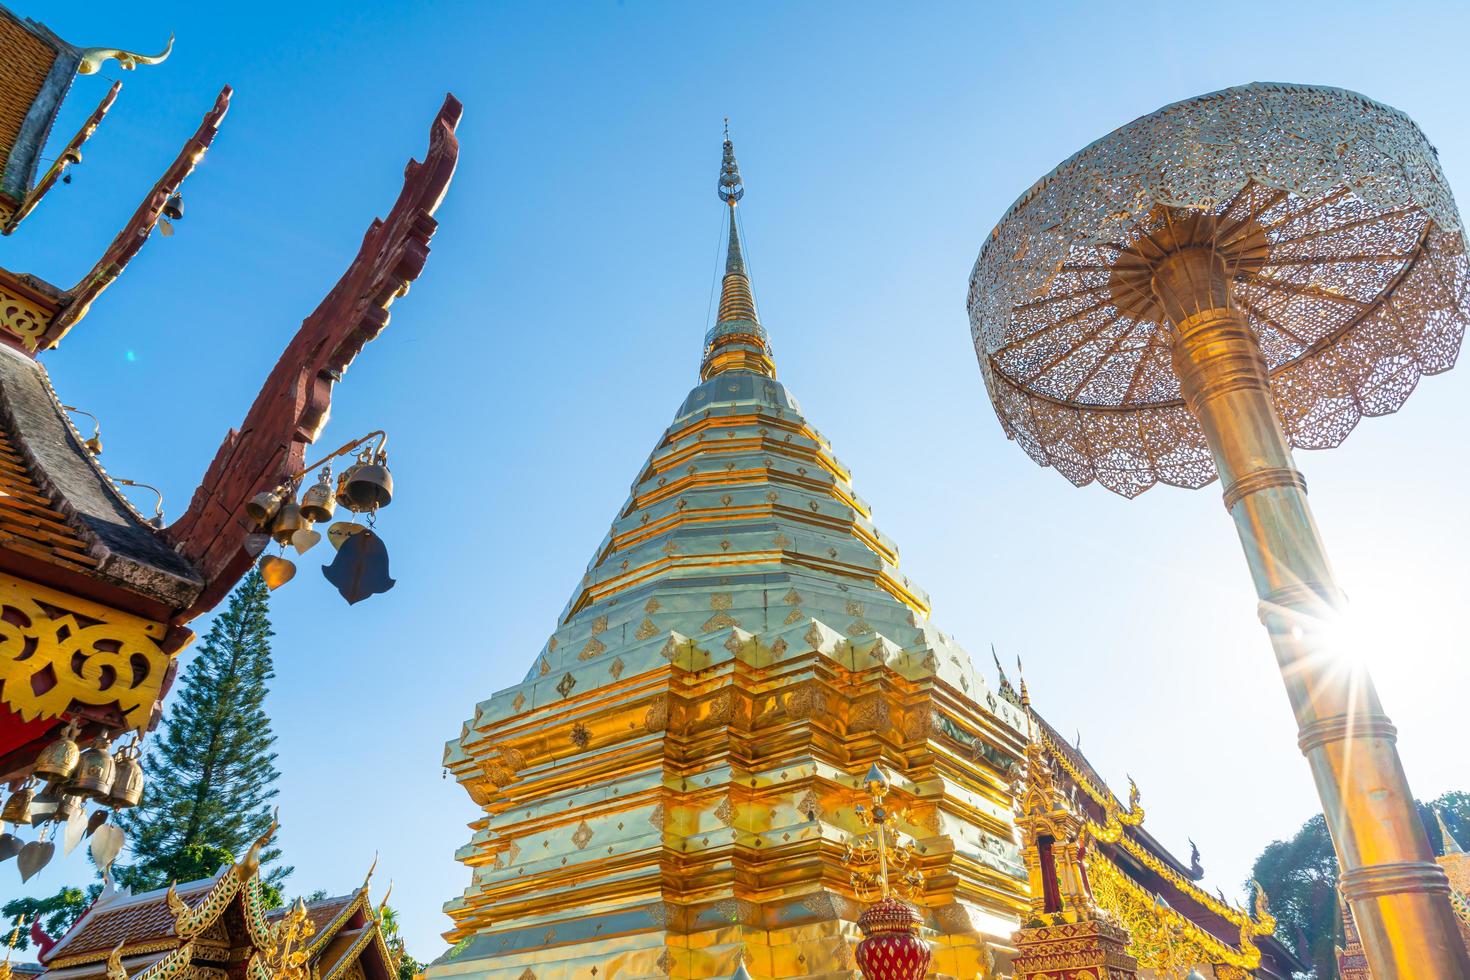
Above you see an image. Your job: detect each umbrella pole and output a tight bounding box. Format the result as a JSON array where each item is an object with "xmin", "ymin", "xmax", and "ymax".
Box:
[{"xmin": 1152, "ymin": 246, "xmax": 1470, "ymax": 978}]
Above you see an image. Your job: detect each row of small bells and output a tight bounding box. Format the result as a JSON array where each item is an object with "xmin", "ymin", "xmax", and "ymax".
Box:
[
  {"xmin": 1, "ymin": 720, "xmax": 137, "ymax": 880},
  {"xmin": 245, "ymin": 449, "xmax": 396, "ymax": 603}
]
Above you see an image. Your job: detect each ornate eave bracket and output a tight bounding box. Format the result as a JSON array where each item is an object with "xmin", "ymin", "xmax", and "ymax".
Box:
[{"xmin": 163, "ymin": 93, "xmax": 461, "ymax": 620}]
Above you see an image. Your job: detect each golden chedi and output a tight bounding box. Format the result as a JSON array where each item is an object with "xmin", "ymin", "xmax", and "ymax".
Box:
[{"xmin": 432, "ymin": 135, "xmax": 1034, "ymax": 980}]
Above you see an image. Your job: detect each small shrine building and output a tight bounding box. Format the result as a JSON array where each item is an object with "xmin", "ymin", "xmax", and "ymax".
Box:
[{"xmin": 28, "ymin": 826, "xmax": 398, "ymax": 980}]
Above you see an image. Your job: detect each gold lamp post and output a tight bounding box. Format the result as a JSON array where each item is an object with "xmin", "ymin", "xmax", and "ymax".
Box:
[{"xmin": 967, "ymin": 83, "xmax": 1470, "ymax": 977}]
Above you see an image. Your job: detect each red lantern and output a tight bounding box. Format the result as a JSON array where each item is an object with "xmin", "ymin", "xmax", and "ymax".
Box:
[{"xmin": 855, "ymin": 897, "xmax": 932, "ymax": 980}]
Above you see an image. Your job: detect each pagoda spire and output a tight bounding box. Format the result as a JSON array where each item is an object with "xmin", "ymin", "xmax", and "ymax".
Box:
[
  {"xmin": 702, "ymin": 123, "xmax": 775, "ymax": 380},
  {"xmin": 1436, "ymin": 808, "xmax": 1464, "ymax": 855}
]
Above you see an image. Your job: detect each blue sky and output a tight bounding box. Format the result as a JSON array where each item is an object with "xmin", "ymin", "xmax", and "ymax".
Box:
[{"xmin": 11, "ymin": 0, "xmax": 1470, "ymax": 961}]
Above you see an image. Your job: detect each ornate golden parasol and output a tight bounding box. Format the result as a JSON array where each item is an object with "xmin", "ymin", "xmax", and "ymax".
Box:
[{"xmin": 968, "ymin": 82, "xmax": 1470, "ymax": 977}]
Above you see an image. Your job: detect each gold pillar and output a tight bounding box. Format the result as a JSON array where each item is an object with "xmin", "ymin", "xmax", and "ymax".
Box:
[{"xmin": 1152, "ymin": 246, "xmax": 1470, "ymax": 979}]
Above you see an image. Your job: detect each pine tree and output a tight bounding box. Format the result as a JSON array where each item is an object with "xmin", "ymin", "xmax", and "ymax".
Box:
[{"xmin": 114, "ymin": 570, "xmax": 290, "ymax": 891}]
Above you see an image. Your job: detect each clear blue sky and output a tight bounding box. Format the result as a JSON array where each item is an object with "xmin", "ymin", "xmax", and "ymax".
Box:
[{"xmin": 11, "ymin": 1, "xmax": 1470, "ymax": 961}]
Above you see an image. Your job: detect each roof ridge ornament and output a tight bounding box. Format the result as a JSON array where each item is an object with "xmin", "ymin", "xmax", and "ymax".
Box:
[{"xmin": 77, "ymin": 33, "xmax": 174, "ymax": 75}]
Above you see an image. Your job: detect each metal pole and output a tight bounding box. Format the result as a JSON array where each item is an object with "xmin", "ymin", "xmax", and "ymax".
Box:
[{"xmin": 1151, "ymin": 246, "xmax": 1470, "ymax": 978}]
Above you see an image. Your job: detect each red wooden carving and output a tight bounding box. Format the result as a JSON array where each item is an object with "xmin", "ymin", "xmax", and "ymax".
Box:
[
  {"xmin": 165, "ymin": 94, "xmax": 462, "ymax": 620},
  {"xmin": 42, "ymin": 85, "xmax": 233, "ymax": 350},
  {"xmin": 3, "ymin": 81, "xmax": 121, "ymax": 236}
]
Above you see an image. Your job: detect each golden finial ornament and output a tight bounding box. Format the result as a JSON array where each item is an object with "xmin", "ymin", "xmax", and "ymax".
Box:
[
  {"xmin": 844, "ymin": 764, "xmax": 924, "ymax": 901},
  {"xmin": 0, "ymin": 913, "xmax": 25, "ymax": 980},
  {"xmin": 77, "ymin": 34, "xmax": 174, "ymax": 75},
  {"xmin": 846, "ymin": 765, "xmax": 932, "ymax": 980},
  {"xmin": 260, "ymin": 898, "xmax": 317, "ymax": 980}
]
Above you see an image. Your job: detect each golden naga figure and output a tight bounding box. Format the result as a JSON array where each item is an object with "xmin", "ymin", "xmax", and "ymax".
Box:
[{"xmin": 77, "ymin": 34, "xmax": 173, "ymax": 75}]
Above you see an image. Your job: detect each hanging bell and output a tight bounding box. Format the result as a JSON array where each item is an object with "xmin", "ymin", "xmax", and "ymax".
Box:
[
  {"xmin": 271, "ymin": 501, "xmax": 307, "ymax": 546},
  {"xmin": 53, "ymin": 790, "xmax": 83, "ymax": 823},
  {"xmin": 162, "ymin": 192, "xmax": 184, "ymax": 221},
  {"xmin": 340, "ymin": 456, "xmax": 393, "ymax": 513},
  {"xmin": 34, "ymin": 719, "xmax": 81, "ymax": 783},
  {"xmin": 299, "ymin": 469, "xmax": 336, "ymax": 524},
  {"xmin": 84, "ymin": 433, "xmax": 103, "ymax": 455},
  {"xmin": 245, "ymin": 488, "xmax": 285, "ymax": 526},
  {"xmin": 71, "ymin": 736, "xmax": 116, "ymax": 799},
  {"xmin": 335, "ymin": 461, "xmax": 362, "ymax": 510},
  {"xmin": 1, "ymin": 781, "xmax": 35, "ymax": 824},
  {"xmin": 101, "ymin": 744, "xmax": 143, "ymax": 809}
]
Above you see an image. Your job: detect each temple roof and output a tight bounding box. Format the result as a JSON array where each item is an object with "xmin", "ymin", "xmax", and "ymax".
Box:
[
  {"xmin": 0, "ymin": 347, "xmax": 203, "ymax": 607},
  {"xmin": 0, "ymin": 7, "xmax": 80, "ymax": 211},
  {"xmin": 39, "ymin": 873, "xmax": 394, "ymax": 980},
  {"xmin": 40, "ymin": 878, "xmax": 217, "ymax": 964}
]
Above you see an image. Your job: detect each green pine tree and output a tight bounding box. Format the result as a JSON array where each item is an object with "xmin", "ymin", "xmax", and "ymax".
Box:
[{"xmin": 114, "ymin": 570, "xmax": 291, "ymax": 892}]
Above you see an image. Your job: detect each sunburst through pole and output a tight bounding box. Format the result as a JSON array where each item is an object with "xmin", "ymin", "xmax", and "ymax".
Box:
[{"xmin": 966, "ymin": 82, "xmax": 1470, "ymax": 977}]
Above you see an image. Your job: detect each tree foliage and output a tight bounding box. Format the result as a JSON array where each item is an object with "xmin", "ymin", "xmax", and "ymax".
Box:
[
  {"xmin": 1, "ymin": 886, "xmax": 91, "ymax": 951},
  {"xmin": 1250, "ymin": 791, "xmax": 1468, "ymax": 978},
  {"xmin": 113, "ymin": 571, "xmax": 290, "ymax": 892},
  {"xmin": 378, "ymin": 905, "xmax": 423, "ymax": 980}
]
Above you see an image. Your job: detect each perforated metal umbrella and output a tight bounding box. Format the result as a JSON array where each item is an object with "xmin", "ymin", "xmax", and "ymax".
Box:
[{"xmin": 967, "ymin": 82, "xmax": 1470, "ymax": 977}]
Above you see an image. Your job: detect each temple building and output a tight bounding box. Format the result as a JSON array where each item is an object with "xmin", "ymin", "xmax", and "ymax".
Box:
[
  {"xmin": 0, "ymin": 0, "xmax": 458, "ymax": 880},
  {"xmin": 28, "ymin": 823, "xmax": 400, "ymax": 980},
  {"xmin": 431, "ymin": 138, "xmax": 1301, "ymax": 979}
]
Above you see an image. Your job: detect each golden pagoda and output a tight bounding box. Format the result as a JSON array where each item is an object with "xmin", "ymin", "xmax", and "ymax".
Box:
[{"xmin": 432, "ymin": 137, "xmax": 1302, "ymax": 980}]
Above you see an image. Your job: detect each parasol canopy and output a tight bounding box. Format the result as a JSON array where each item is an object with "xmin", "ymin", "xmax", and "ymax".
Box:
[{"xmin": 968, "ymin": 82, "xmax": 1470, "ymax": 497}]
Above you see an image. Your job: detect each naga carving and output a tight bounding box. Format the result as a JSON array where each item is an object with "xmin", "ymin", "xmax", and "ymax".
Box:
[{"xmin": 165, "ymin": 94, "xmax": 461, "ymax": 618}]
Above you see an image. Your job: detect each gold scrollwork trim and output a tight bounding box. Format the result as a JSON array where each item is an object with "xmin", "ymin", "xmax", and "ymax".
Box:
[
  {"xmin": 0, "ymin": 286, "xmax": 54, "ymax": 351},
  {"xmin": 1086, "ymin": 847, "xmax": 1262, "ymax": 972},
  {"xmin": 0, "ymin": 570, "xmax": 171, "ymax": 729},
  {"xmin": 1039, "ymin": 731, "xmax": 1274, "ymax": 935}
]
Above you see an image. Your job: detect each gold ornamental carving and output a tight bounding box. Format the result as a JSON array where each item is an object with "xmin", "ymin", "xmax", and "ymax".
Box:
[
  {"xmin": 0, "ymin": 569, "xmax": 172, "ymax": 729},
  {"xmin": 0, "ymin": 286, "xmax": 53, "ymax": 351}
]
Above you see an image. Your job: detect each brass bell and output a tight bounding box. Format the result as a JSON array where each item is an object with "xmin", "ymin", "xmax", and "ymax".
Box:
[
  {"xmin": 245, "ymin": 488, "xmax": 285, "ymax": 526},
  {"xmin": 53, "ymin": 790, "xmax": 82, "ymax": 823},
  {"xmin": 340, "ymin": 457, "xmax": 393, "ymax": 513},
  {"xmin": 335, "ymin": 462, "xmax": 362, "ymax": 509},
  {"xmin": 162, "ymin": 192, "xmax": 184, "ymax": 221},
  {"xmin": 101, "ymin": 744, "xmax": 143, "ymax": 809},
  {"xmin": 85, "ymin": 434, "xmax": 103, "ymax": 455},
  {"xmin": 1, "ymin": 781, "xmax": 34, "ymax": 824},
  {"xmin": 34, "ymin": 720, "xmax": 81, "ymax": 782},
  {"xmin": 271, "ymin": 501, "xmax": 307, "ymax": 546},
  {"xmin": 70, "ymin": 737, "xmax": 116, "ymax": 800},
  {"xmin": 299, "ymin": 469, "xmax": 336, "ymax": 524}
]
